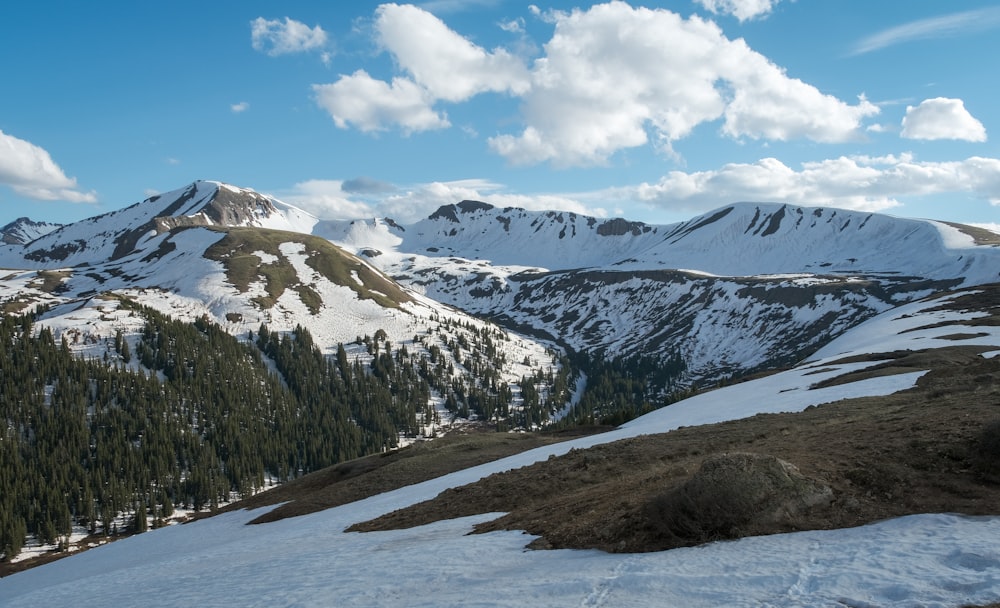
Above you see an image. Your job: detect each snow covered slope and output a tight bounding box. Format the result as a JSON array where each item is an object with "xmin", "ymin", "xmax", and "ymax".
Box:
[
  {"xmin": 3, "ymin": 287, "xmax": 999, "ymax": 607},
  {"xmin": 0, "ymin": 181, "xmax": 318, "ymax": 269},
  {"xmin": 330, "ymin": 201, "xmax": 1000, "ymax": 383},
  {"xmin": 333, "ymin": 200, "xmax": 1000, "ymax": 284}
]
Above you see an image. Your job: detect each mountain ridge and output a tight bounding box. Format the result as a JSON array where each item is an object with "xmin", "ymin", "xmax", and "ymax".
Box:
[{"xmin": 3, "ymin": 180, "xmax": 998, "ymax": 388}]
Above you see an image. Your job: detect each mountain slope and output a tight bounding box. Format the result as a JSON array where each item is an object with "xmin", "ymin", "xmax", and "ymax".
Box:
[
  {"xmin": 0, "ymin": 181, "xmax": 317, "ymax": 269},
  {"xmin": 331, "ymin": 200, "xmax": 999, "ymax": 282},
  {"xmin": 330, "ymin": 201, "xmax": 999, "ymax": 384},
  {"xmin": 2, "ymin": 283, "xmax": 998, "ymax": 607},
  {"xmin": 0, "ymin": 182, "xmax": 567, "ymax": 436}
]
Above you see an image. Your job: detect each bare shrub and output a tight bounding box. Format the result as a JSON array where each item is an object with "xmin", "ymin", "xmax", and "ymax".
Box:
[
  {"xmin": 647, "ymin": 452, "xmax": 832, "ymax": 545},
  {"xmin": 973, "ymin": 419, "xmax": 1000, "ymax": 482}
]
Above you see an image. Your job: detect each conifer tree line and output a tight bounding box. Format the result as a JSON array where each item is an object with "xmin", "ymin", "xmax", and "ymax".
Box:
[
  {"xmin": 0, "ymin": 301, "xmax": 572, "ymax": 560},
  {"xmin": 555, "ymin": 351, "xmax": 689, "ymax": 426}
]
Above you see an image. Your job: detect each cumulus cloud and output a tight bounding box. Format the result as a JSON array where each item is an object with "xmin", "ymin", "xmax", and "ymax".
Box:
[
  {"xmin": 313, "ymin": 3, "xmax": 875, "ymax": 165},
  {"xmin": 312, "ymin": 71, "xmax": 449, "ymax": 133},
  {"xmin": 901, "ymin": 98, "xmax": 987, "ymax": 142},
  {"xmin": 280, "ymin": 176, "xmax": 607, "ymax": 223},
  {"xmin": 277, "ymin": 152, "xmax": 1000, "ymax": 224},
  {"xmin": 0, "ymin": 129, "xmax": 97, "ymax": 203},
  {"xmin": 231, "ymin": 101, "xmax": 250, "ymax": 113},
  {"xmin": 251, "ymin": 17, "xmax": 328, "ymax": 57},
  {"xmin": 851, "ymin": 7, "xmax": 1000, "ymax": 55},
  {"xmin": 312, "ymin": 3, "xmax": 529, "ymax": 131},
  {"xmin": 375, "ymin": 3, "xmax": 531, "ymax": 101},
  {"xmin": 490, "ymin": 4, "xmax": 876, "ymax": 165},
  {"xmin": 695, "ymin": 0, "xmax": 782, "ymax": 22},
  {"xmin": 623, "ymin": 154, "xmax": 1000, "ymax": 213},
  {"xmin": 278, "ymin": 180, "xmax": 377, "ymax": 219}
]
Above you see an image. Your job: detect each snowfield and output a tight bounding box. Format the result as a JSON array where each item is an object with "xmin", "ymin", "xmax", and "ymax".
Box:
[{"xmin": 3, "ymin": 292, "xmax": 1000, "ymax": 607}]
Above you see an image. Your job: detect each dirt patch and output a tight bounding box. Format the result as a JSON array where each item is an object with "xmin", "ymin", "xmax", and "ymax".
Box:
[{"xmin": 213, "ymin": 426, "xmax": 610, "ymax": 525}]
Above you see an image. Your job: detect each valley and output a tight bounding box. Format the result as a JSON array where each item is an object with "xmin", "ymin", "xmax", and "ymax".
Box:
[{"xmin": 1, "ymin": 181, "xmax": 999, "ymax": 606}]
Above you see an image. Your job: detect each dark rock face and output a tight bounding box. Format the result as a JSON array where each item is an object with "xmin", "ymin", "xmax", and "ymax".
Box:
[
  {"xmin": 596, "ymin": 218, "xmax": 648, "ymax": 237},
  {"xmin": 428, "ymin": 205, "xmax": 459, "ymax": 223},
  {"xmin": 456, "ymin": 200, "xmax": 493, "ymax": 214}
]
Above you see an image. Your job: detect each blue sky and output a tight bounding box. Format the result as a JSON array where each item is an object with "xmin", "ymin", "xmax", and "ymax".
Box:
[{"xmin": 2, "ymin": 0, "xmax": 999, "ymax": 231}]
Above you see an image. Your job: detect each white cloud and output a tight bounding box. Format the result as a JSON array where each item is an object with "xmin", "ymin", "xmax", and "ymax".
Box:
[
  {"xmin": 314, "ymin": 4, "xmax": 875, "ymax": 166},
  {"xmin": 251, "ymin": 17, "xmax": 328, "ymax": 57},
  {"xmin": 312, "ymin": 4, "xmax": 529, "ymax": 132},
  {"xmin": 489, "ymin": 4, "xmax": 876, "ymax": 166},
  {"xmin": 901, "ymin": 98, "xmax": 987, "ymax": 142},
  {"xmin": 851, "ymin": 7, "xmax": 1000, "ymax": 55},
  {"xmin": 0, "ymin": 129, "xmax": 97, "ymax": 203},
  {"xmin": 312, "ymin": 71, "xmax": 449, "ymax": 133},
  {"xmin": 278, "ymin": 180, "xmax": 376, "ymax": 219},
  {"xmin": 498, "ymin": 17, "xmax": 525, "ymax": 33},
  {"xmin": 231, "ymin": 101, "xmax": 250, "ymax": 113},
  {"xmin": 281, "ymin": 176, "xmax": 606, "ymax": 223},
  {"xmin": 695, "ymin": 0, "xmax": 782, "ymax": 22},
  {"xmin": 278, "ymin": 153, "xmax": 1000, "ymax": 224},
  {"xmin": 623, "ymin": 154, "xmax": 1000, "ymax": 213},
  {"xmin": 374, "ymin": 4, "xmax": 530, "ymax": 102}
]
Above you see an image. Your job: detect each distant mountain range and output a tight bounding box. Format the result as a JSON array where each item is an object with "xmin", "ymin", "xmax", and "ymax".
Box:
[{"xmin": 3, "ymin": 179, "xmax": 999, "ymax": 388}]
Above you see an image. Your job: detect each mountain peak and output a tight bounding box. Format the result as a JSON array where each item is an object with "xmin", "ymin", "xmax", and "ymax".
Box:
[
  {"xmin": 149, "ymin": 181, "xmax": 279, "ymax": 231},
  {"xmin": 0, "ymin": 216, "xmax": 62, "ymax": 245},
  {"xmin": 427, "ymin": 200, "xmax": 495, "ymax": 222}
]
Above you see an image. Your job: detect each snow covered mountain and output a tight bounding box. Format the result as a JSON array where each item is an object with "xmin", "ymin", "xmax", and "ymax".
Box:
[
  {"xmin": 3, "ymin": 182, "xmax": 998, "ymax": 389},
  {"xmin": 0, "ymin": 181, "xmax": 317, "ymax": 268},
  {"xmin": 0, "ymin": 217, "xmax": 62, "ymax": 245},
  {"xmin": 3, "ymin": 181, "xmax": 1000, "ymax": 605},
  {"xmin": 325, "ymin": 200, "xmax": 1000, "ymax": 383},
  {"xmin": 0, "ymin": 181, "xmax": 562, "ymax": 433}
]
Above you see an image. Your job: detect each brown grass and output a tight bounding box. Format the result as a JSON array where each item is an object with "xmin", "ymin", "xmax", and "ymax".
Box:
[{"xmin": 345, "ymin": 344, "xmax": 1000, "ymax": 553}]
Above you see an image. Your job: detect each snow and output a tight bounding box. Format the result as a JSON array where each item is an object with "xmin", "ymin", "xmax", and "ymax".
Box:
[
  {"xmin": 931, "ymin": 220, "xmax": 980, "ymax": 249},
  {"xmin": 3, "ymin": 293, "xmax": 1000, "ymax": 606}
]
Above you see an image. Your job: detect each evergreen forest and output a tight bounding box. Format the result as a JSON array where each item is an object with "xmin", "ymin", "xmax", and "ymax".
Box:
[{"xmin": 0, "ymin": 300, "xmax": 686, "ymax": 561}]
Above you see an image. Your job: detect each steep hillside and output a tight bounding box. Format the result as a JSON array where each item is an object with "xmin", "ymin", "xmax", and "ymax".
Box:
[{"xmin": 332, "ymin": 200, "xmax": 999, "ymax": 281}]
